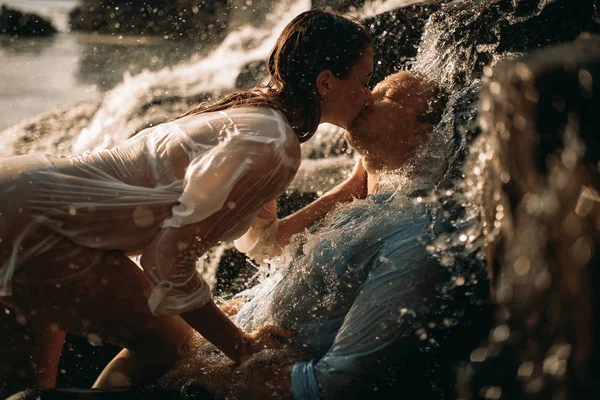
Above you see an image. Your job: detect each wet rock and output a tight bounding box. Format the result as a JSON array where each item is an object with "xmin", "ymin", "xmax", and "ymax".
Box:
[
  {"xmin": 235, "ymin": 60, "xmax": 267, "ymax": 89},
  {"xmin": 462, "ymin": 35, "xmax": 600, "ymax": 399},
  {"xmin": 69, "ymin": 0, "xmax": 229, "ymax": 41},
  {"xmin": 311, "ymin": 0, "xmax": 366, "ymax": 12},
  {"xmin": 363, "ymin": 0, "xmax": 446, "ymax": 83},
  {"xmin": 56, "ymin": 334, "xmax": 121, "ymax": 389},
  {"xmin": 415, "ymin": 0, "xmax": 600, "ymax": 89},
  {"xmin": 276, "ymin": 189, "xmax": 319, "ymax": 218},
  {"xmin": 0, "ymin": 100, "xmax": 101, "ymax": 157},
  {"xmin": 215, "ymin": 248, "xmax": 257, "ymax": 296},
  {"xmin": 0, "ymin": 5, "xmax": 57, "ymax": 37}
]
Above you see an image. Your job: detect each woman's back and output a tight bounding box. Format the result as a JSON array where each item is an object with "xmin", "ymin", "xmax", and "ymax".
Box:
[{"xmin": 24, "ymin": 107, "xmax": 298, "ymax": 251}]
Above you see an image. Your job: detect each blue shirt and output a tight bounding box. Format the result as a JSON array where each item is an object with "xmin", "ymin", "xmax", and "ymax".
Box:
[{"xmin": 235, "ymin": 193, "xmax": 490, "ymax": 399}]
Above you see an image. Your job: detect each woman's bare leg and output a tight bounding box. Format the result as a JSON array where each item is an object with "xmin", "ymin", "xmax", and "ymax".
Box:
[
  {"xmin": 1, "ymin": 240, "xmax": 193, "ymax": 395},
  {"xmin": 0, "ymin": 305, "xmax": 66, "ymax": 397}
]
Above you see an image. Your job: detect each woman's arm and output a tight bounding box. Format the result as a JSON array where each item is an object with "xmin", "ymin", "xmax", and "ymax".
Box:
[
  {"xmin": 140, "ymin": 138, "xmax": 297, "ymax": 362},
  {"xmin": 141, "ymin": 205, "xmax": 291, "ymax": 363}
]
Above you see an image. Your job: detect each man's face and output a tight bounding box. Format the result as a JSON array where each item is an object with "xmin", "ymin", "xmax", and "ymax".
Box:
[{"xmin": 345, "ymin": 72, "xmax": 435, "ymax": 157}]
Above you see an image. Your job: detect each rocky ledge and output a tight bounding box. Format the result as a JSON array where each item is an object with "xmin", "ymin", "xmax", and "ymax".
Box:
[
  {"xmin": 0, "ymin": 5, "xmax": 57, "ymax": 37},
  {"xmin": 68, "ymin": 0, "xmax": 229, "ymax": 41}
]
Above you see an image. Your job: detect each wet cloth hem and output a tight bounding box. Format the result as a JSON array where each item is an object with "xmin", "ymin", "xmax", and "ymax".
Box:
[{"xmin": 291, "ymin": 361, "xmax": 320, "ymax": 400}]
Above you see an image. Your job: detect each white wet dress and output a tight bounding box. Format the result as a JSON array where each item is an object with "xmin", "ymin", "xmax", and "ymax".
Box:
[{"xmin": 0, "ymin": 107, "xmax": 300, "ymax": 315}]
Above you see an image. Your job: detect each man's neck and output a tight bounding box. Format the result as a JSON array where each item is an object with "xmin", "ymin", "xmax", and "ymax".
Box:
[
  {"xmin": 367, "ymin": 172, "xmax": 380, "ymax": 194},
  {"xmin": 364, "ymin": 154, "xmax": 411, "ymax": 195}
]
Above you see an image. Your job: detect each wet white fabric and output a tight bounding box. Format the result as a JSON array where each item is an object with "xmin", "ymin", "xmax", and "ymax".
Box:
[
  {"xmin": 233, "ymin": 217, "xmax": 281, "ymax": 262},
  {"xmin": 0, "ymin": 107, "xmax": 300, "ymax": 316}
]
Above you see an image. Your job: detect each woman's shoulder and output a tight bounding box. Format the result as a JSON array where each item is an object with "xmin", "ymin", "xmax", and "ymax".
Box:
[{"xmin": 226, "ymin": 106, "xmax": 292, "ymax": 129}]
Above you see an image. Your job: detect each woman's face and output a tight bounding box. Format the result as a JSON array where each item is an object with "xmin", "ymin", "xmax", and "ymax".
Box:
[{"xmin": 321, "ymin": 44, "xmax": 375, "ymax": 130}]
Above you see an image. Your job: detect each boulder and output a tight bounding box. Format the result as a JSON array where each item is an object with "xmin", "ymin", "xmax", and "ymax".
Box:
[
  {"xmin": 235, "ymin": 60, "xmax": 267, "ymax": 89},
  {"xmin": 414, "ymin": 0, "xmax": 600, "ymax": 89},
  {"xmin": 68, "ymin": 0, "xmax": 228, "ymax": 41},
  {"xmin": 363, "ymin": 0, "xmax": 446, "ymax": 83},
  {"xmin": 0, "ymin": 5, "xmax": 57, "ymax": 37}
]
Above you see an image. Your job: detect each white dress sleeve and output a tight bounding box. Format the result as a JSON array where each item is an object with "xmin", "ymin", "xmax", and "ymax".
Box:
[
  {"xmin": 233, "ymin": 217, "xmax": 281, "ymax": 262},
  {"xmin": 161, "ymin": 138, "xmax": 254, "ymax": 229},
  {"xmin": 145, "ymin": 108, "xmax": 300, "ymax": 316}
]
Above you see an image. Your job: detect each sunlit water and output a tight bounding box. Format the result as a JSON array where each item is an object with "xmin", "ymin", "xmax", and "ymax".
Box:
[
  {"xmin": 0, "ymin": 32, "xmax": 211, "ymax": 131},
  {"xmin": 1, "ymin": 0, "xmax": 594, "ymax": 395},
  {"xmin": 0, "ymin": 0, "xmax": 215, "ymax": 131}
]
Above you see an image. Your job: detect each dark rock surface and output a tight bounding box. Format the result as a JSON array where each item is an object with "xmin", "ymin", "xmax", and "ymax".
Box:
[
  {"xmin": 0, "ymin": 5, "xmax": 57, "ymax": 37},
  {"xmin": 311, "ymin": 0, "xmax": 366, "ymax": 12},
  {"xmin": 364, "ymin": 0, "xmax": 446, "ymax": 83},
  {"xmin": 415, "ymin": 0, "xmax": 600, "ymax": 88},
  {"xmin": 69, "ymin": 0, "xmax": 229, "ymax": 41},
  {"xmin": 235, "ymin": 60, "xmax": 267, "ymax": 89}
]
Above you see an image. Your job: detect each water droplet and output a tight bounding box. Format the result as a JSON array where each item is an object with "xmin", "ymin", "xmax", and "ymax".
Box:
[
  {"xmin": 482, "ymin": 386, "xmax": 502, "ymax": 399},
  {"xmin": 516, "ymin": 361, "xmax": 534, "ymax": 380},
  {"xmin": 534, "ymin": 269, "xmax": 551, "ymax": 291},
  {"xmin": 441, "ymin": 254, "xmax": 454, "ymax": 266},
  {"xmin": 470, "ymin": 346, "xmax": 488, "ymax": 362},
  {"xmin": 514, "ymin": 256, "xmax": 531, "ymax": 276},
  {"xmin": 133, "ymin": 206, "xmax": 155, "ymax": 228},
  {"xmin": 578, "ymin": 69, "xmax": 593, "ymax": 93},
  {"xmin": 489, "ymin": 81, "xmax": 502, "ymax": 96},
  {"xmin": 572, "ymin": 236, "xmax": 593, "ymax": 265},
  {"xmin": 491, "ymin": 324, "xmax": 510, "ymax": 342},
  {"xmin": 87, "ymin": 333, "xmax": 103, "ymax": 346},
  {"xmin": 515, "ymin": 63, "xmax": 532, "ymax": 81},
  {"xmin": 16, "ymin": 313, "xmax": 27, "ymax": 325}
]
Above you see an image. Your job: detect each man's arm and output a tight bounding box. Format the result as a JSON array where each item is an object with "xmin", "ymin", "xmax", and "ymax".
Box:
[
  {"xmin": 277, "ymin": 159, "xmax": 368, "ymax": 251},
  {"xmin": 236, "ymin": 159, "xmax": 368, "ymax": 259}
]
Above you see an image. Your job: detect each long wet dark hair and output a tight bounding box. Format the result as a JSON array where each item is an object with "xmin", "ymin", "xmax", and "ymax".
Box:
[{"xmin": 180, "ymin": 9, "xmax": 371, "ymax": 142}]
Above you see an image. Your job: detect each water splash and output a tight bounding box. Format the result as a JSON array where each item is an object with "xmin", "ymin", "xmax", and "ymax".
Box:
[{"xmin": 72, "ymin": 0, "xmax": 310, "ymax": 153}]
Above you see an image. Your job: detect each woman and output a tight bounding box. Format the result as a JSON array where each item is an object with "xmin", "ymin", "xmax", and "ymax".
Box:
[{"xmin": 0, "ymin": 9, "xmax": 374, "ymax": 396}]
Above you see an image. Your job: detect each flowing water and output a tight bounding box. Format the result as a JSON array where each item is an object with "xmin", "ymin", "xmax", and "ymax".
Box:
[{"xmin": 1, "ymin": 0, "xmax": 598, "ymax": 396}]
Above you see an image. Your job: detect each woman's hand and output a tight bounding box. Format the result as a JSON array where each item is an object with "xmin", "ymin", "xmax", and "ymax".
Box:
[
  {"xmin": 220, "ymin": 297, "xmax": 250, "ymax": 317},
  {"xmin": 239, "ymin": 324, "xmax": 292, "ymax": 363}
]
